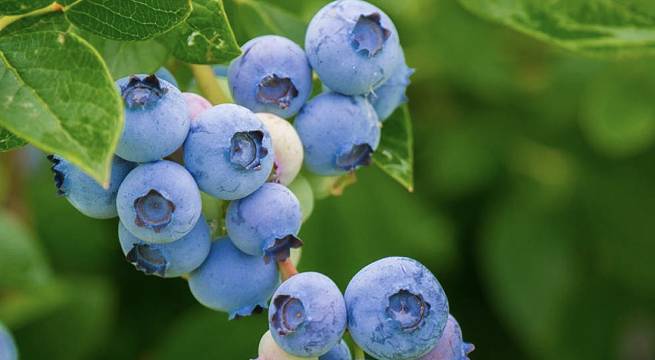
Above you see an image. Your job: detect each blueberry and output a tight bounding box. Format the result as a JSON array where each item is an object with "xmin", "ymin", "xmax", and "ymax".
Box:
[
  {"xmin": 344, "ymin": 257, "xmax": 450, "ymax": 360},
  {"xmin": 295, "ymin": 92, "xmax": 380, "ymax": 175},
  {"xmin": 305, "ymin": 0, "xmax": 403, "ymax": 95},
  {"xmin": 226, "ymin": 183, "xmax": 302, "ymax": 262},
  {"xmin": 155, "ymin": 67, "xmax": 178, "ymax": 87},
  {"xmin": 115, "ymin": 74, "xmax": 190, "ymax": 163},
  {"xmin": 184, "ymin": 104, "xmax": 274, "ymax": 200},
  {"xmin": 182, "ymin": 92, "xmax": 212, "ymax": 121},
  {"xmin": 228, "ymin": 35, "xmax": 312, "ymax": 118},
  {"xmin": 257, "ymin": 113, "xmax": 304, "ymax": 185},
  {"xmin": 269, "ymin": 272, "xmax": 347, "ymax": 357},
  {"xmin": 188, "ymin": 238, "xmax": 280, "ymax": 319},
  {"xmin": 47, "ymin": 155, "xmax": 135, "ymax": 219},
  {"xmin": 418, "ymin": 314, "xmax": 474, "ymax": 360},
  {"xmin": 0, "ymin": 322, "xmax": 17, "ymax": 360},
  {"xmin": 287, "ymin": 175, "xmax": 314, "ymax": 223},
  {"xmin": 258, "ymin": 330, "xmax": 316, "ymax": 360},
  {"xmin": 319, "ymin": 340, "xmax": 352, "ymax": 360},
  {"xmin": 118, "ymin": 215, "xmax": 211, "ymax": 278},
  {"xmin": 117, "ymin": 160, "xmax": 201, "ymax": 243},
  {"xmin": 369, "ymin": 54, "xmax": 414, "ymax": 121}
]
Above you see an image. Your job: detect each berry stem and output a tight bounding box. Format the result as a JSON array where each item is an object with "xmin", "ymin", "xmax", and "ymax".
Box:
[
  {"xmin": 277, "ymin": 258, "xmax": 298, "ymax": 281},
  {"xmin": 190, "ymin": 64, "xmax": 230, "ymax": 105},
  {"xmin": 353, "ymin": 344, "xmax": 366, "ymax": 360}
]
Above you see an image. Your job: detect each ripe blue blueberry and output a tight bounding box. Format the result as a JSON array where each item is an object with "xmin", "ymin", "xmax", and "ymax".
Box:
[
  {"xmin": 228, "ymin": 35, "xmax": 312, "ymax": 118},
  {"xmin": 268, "ymin": 272, "xmax": 347, "ymax": 357},
  {"xmin": 418, "ymin": 314, "xmax": 474, "ymax": 360},
  {"xmin": 182, "ymin": 92, "xmax": 212, "ymax": 121},
  {"xmin": 0, "ymin": 322, "xmax": 17, "ymax": 360},
  {"xmin": 47, "ymin": 155, "xmax": 134, "ymax": 219},
  {"xmin": 257, "ymin": 113, "xmax": 304, "ymax": 185},
  {"xmin": 305, "ymin": 0, "xmax": 403, "ymax": 95},
  {"xmin": 295, "ymin": 92, "xmax": 380, "ymax": 175},
  {"xmin": 188, "ymin": 238, "xmax": 280, "ymax": 319},
  {"xmin": 184, "ymin": 104, "xmax": 274, "ymax": 200},
  {"xmin": 116, "ymin": 160, "xmax": 202, "ymax": 244},
  {"xmin": 226, "ymin": 183, "xmax": 302, "ymax": 262},
  {"xmin": 319, "ymin": 340, "xmax": 352, "ymax": 360},
  {"xmin": 115, "ymin": 74, "xmax": 190, "ymax": 163},
  {"xmin": 258, "ymin": 330, "xmax": 316, "ymax": 360},
  {"xmin": 118, "ymin": 215, "xmax": 211, "ymax": 278},
  {"xmin": 344, "ymin": 257, "xmax": 450, "ymax": 360},
  {"xmin": 369, "ymin": 54, "xmax": 414, "ymax": 121},
  {"xmin": 155, "ymin": 67, "xmax": 178, "ymax": 87}
]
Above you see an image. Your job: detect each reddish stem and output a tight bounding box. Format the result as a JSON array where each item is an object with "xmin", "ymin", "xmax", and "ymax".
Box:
[{"xmin": 277, "ymin": 258, "xmax": 298, "ymax": 281}]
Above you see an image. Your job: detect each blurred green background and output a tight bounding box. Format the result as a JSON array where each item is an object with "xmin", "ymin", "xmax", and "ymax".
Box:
[{"xmin": 1, "ymin": 0, "xmax": 655, "ymax": 359}]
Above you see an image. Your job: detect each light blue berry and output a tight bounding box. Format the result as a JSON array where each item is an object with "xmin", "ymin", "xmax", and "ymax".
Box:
[
  {"xmin": 0, "ymin": 322, "xmax": 17, "ymax": 360},
  {"xmin": 369, "ymin": 55, "xmax": 414, "ymax": 121},
  {"xmin": 269, "ymin": 272, "xmax": 347, "ymax": 358},
  {"xmin": 118, "ymin": 215, "xmax": 211, "ymax": 278},
  {"xmin": 295, "ymin": 92, "xmax": 380, "ymax": 175},
  {"xmin": 117, "ymin": 160, "xmax": 202, "ymax": 244},
  {"xmin": 48, "ymin": 155, "xmax": 135, "ymax": 219},
  {"xmin": 188, "ymin": 238, "xmax": 280, "ymax": 319},
  {"xmin": 419, "ymin": 314, "xmax": 474, "ymax": 360},
  {"xmin": 184, "ymin": 104, "xmax": 274, "ymax": 200},
  {"xmin": 320, "ymin": 340, "xmax": 352, "ymax": 360},
  {"xmin": 305, "ymin": 0, "xmax": 403, "ymax": 95},
  {"xmin": 229, "ymin": 35, "xmax": 312, "ymax": 118},
  {"xmin": 345, "ymin": 257, "xmax": 450, "ymax": 360},
  {"xmin": 226, "ymin": 183, "xmax": 302, "ymax": 262},
  {"xmin": 115, "ymin": 74, "xmax": 190, "ymax": 163}
]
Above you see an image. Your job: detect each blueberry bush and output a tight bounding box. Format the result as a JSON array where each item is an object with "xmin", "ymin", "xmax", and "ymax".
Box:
[{"xmin": 1, "ymin": 0, "xmax": 655, "ymax": 359}]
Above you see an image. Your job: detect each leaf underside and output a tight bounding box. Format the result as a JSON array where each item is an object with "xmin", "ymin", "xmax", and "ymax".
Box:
[{"xmin": 458, "ymin": 0, "xmax": 655, "ymax": 57}]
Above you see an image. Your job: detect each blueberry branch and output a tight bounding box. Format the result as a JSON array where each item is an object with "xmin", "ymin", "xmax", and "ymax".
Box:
[
  {"xmin": 190, "ymin": 64, "xmax": 230, "ymax": 105},
  {"xmin": 277, "ymin": 258, "xmax": 298, "ymax": 281}
]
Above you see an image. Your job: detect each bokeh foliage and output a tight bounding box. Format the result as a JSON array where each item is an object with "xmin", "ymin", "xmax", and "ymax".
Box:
[{"xmin": 1, "ymin": 0, "xmax": 655, "ymax": 359}]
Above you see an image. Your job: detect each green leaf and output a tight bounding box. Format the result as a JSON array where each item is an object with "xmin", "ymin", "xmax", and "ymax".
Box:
[
  {"xmin": 458, "ymin": 0, "xmax": 655, "ymax": 57},
  {"xmin": 373, "ymin": 105, "xmax": 414, "ymax": 192},
  {"xmin": 65, "ymin": 0, "xmax": 192, "ymax": 41},
  {"xmin": 79, "ymin": 30, "xmax": 170, "ymax": 79},
  {"xmin": 0, "ymin": 14, "xmax": 123, "ymax": 184},
  {"xmin": 0, "ymin": 0, "xmax": 52, "ymax": 15},
  {"xmin": 0, "ymin": 210, "xmax": 51, "ymax": 291},
  {"xmin": 169, "ymin": 0, "xmax": 241, "ymax": 64},
  {"xmin": 224, "ymin": 0, "xmax": 306, "ymax": 45},
  {"xmin": 0, "ymin": 126, "xmax": 26, "ymax": 151}
]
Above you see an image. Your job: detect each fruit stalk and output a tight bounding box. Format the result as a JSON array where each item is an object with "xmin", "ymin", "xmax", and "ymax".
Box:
[
  {"xmin": 277, "ymin": 258, "xmax": 298, "ymax": 280},
  {"xmin": 353, "ymin": 344, "xmax": 366, "ymax": 360},
  {"xmin": 190, "ymin": 64, "xmax": 230, "ymax": 105}
]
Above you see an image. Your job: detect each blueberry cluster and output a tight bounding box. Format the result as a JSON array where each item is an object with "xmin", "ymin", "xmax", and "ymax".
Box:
[{"xmin": 45, "ymin": 1, "xmax": 472, "ymax": 359}]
